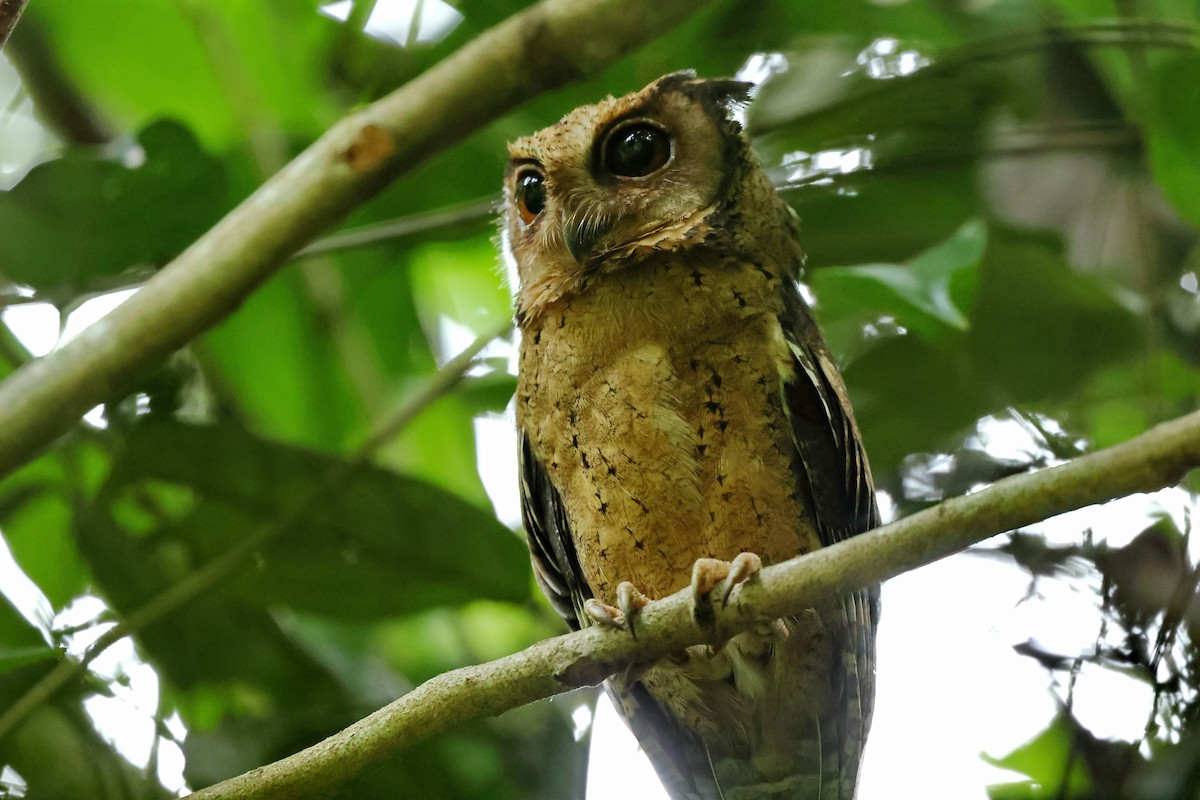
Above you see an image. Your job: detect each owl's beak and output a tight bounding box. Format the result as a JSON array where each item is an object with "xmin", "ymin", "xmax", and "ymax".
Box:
[
  {"xmin": 563, "ymin": 217, "xmax": 611, "ymax": 265},
  {"xmin": 564, "ymin": 224, "xmax": 597, "ymax": 265}
]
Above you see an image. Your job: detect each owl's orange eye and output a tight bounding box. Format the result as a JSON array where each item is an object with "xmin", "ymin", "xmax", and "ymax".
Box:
[
  {"xmin": 603, "ymin": 123, "xmax": 671, "ymax": 178},
  {"xmin": 515, "ymin": 170, "xmax": 546, "ymax": 225}
]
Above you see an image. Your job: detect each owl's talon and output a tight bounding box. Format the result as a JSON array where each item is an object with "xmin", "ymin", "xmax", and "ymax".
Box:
[
  {"xmin": 584, "ymin": 598, "xmax": 626, "ymax": 629},
  {"xmin": 720, "ymin": 551, "xmax": 763, "ymax": 604},
  {"xmin": 616, "ymin": 581, "xmax": 651, "ymax": 637},
  {"xmin": 691, "ymin": 552, "xmax": 764, "ymax": 629},
  {"xmin": 584, "ymin": 582, "xmax": 651, "ymax": 637}
]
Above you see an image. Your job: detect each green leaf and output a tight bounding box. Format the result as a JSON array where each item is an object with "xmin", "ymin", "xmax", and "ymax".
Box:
[
  {"xmin": 0, "ymin": 120, "xmax": 227, "ymax": 298},
  {"xmin": 200, "ymin": 267, "xmax": 362, "ymax": 450},
  {"xmin": 1072, "ymin": 350, "xmax": 1200, "ymax": 449},
  {"xmin": 0, "ymin": 449, "xmax": 96, "ymax": 610},
  {"xmin": 1145, "ymin": 53, "xmax": 1200, "ymax": 227},
  {"xmin": 24, "ymin": 0, "xmax": 337, "ymax": 148},
  {"xmin": 813, "ymin": 218, "xmax": 985, "ymax": 348},
  {"xmin": 752, "ymin": 42, "xmax": 1002, "ymax": 152},
  {"xmin": 409, "ymin": 237, "xmax": 513, "ymax": 337},
  {"xmin": 984, "ymin": 713, "xmax": 1094, "ymax": 799},
  {"xmin": 791, "ymin": 165, "xmax": 979, "ymax": 267},
  {"xmin": 87, "ymin": 420, "xmax": 527, "ymax": 621},
  {"xmin": 386, "ymin": 393, "xmax": 495, "ymax": 503},
  {"xmin": 0, "ymin": 592, "xmax": 53, "ymax": 674},
  {"xmin": 455, "ymin": 372, "xmax": 519, "ymax": 415},
  {"xmin": 967, "ymin": 228, "xmax": 1145, "ymax": 402},
  {"xmin": 844, "ymin": 333, "xmax": 996, "ymax": 474}
]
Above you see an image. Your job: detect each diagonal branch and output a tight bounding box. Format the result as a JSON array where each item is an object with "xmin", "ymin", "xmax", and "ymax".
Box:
[
  {"xmin": 0, "ymin": 0, "xmax": 714, "ymax": 480},
  {"xmin": 186, "ymin": 408, "xmax": 1200, "ymax": 800}
]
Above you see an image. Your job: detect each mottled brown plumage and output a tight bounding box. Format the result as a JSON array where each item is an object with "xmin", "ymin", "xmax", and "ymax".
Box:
[{"xmin": 504, "ymin": 73, "xmax": 879, "ymax": 799}]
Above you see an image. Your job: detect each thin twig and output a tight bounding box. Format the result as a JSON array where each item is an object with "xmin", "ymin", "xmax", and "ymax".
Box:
[
  {"xmin": 752, "ymin": 21, "xmax": 1200, "ymax": 139},
  {"xmin": 185, "ymin": 407, "xmax": 1200, "ymax": 800},
  {"xmin": 0, "ymin": 0, "xmax": 714, "ymax": 480},
  {"xmin": 773, "ymin": 121, "xmax": 1141, "ymax": 194},
  {"xmin": 0, "ymin": 322, "xmax": 510, "ymax": 742},
  {"xmin": 296, "ymin": 197, "xmax": 497, "ymax": 259},
  {"xmin": 4, "ymin": 20, "xmax": 113, "ymax": 144}
]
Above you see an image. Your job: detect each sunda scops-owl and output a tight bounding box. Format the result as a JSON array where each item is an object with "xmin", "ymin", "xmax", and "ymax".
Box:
[{"xmin": 504, "ymin": 72, "xmax": 879, "ymax": 800}]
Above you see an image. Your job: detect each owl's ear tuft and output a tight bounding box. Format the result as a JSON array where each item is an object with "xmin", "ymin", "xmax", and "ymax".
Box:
[
  {"xmin": 700, "ymin": 79, "xmax": 755, "ymax": 111},
  {"xmin": 655, "ymin": 73, "xmax": 755, "ymax": 120}
]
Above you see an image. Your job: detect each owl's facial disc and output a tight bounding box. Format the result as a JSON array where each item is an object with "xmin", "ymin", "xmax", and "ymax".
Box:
[{"xmin": 505, "ymin": 74, "xmax": 754, "ymax": 316}]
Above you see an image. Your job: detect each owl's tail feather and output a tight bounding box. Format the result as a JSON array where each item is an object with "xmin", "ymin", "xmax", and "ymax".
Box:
[{"xmin": 613, "ymin": 587, "xmax": 876, "ymax": 800}]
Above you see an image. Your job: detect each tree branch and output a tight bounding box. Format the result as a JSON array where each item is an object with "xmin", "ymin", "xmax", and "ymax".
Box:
[
  {"xmin": 296, "ymin": 197, "xmax": 497, "ymax": 259},
  {"xmin": 0, "ymin": 0, "xmax": 714, "ymax": 480},
  {"xmin": 5, "ymin": 20, "xmax": 114, "ymax": 144},
  {"xmin": 185, "ymin": 407, "xmax": 1200, "ymax": 799}
]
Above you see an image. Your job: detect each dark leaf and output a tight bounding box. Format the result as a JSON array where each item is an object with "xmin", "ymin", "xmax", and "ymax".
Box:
[{"xmin": 0, "ymin": 120, "xmax": 227, "ymax": 299}]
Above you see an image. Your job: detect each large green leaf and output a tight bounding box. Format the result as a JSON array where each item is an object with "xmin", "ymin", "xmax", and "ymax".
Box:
[
  {"xmin": 968, "ymin": 227, "xmax": 1144, "ymax": 401},
  {"xmin": 199, "ymin": 267, "xmax": 363, "ymax": 450},
  {"xmin": 844, "ymin": 333, "xmax": 996, "ymax": 474},
  {"xmin": 791, "ymin": 165, "xmax": 980, "ymax": 267},
  {"xmin": 1145, "ymin": 52, "xmax": 1200, "ymax": 227},
  {"xmin": 0, "ymin": 448, "xmax": 97, "ymax": 610},
  {"xmin": 21, "ymin": 0, "xmax": 338, "ymax": 148},
  {"xmin": 0, "ymin": 121, "xmax": 228, "ymax": 298},
  {"xmin": 812, "ymin": 218, "xmax": 985, "ymax": 355},
  {"xmin": 984, "ymin": 714, "xmax": 1096, "ymax": 799},
  {"xmin": 86, "ymin": 420, "xmax": 527, "ymax": 622},
  {"xmin": 1071, "ymin": 349, "xmax": 1200, "ymax": 450}
]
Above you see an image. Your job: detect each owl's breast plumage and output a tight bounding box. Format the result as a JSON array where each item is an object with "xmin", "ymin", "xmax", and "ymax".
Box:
[{"xmin": 516, "ymin": 252, "xmax": 822, "ymax": 606}]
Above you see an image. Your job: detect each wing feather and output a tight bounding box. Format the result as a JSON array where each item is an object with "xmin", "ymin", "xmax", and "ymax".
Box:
[
  {"xmin": 778, "ymin": 280, "xmax": 880, "ymax": 798},
  {"xmin": 519, "ymin": 432, "xmax": 591, "ymax": 630}
]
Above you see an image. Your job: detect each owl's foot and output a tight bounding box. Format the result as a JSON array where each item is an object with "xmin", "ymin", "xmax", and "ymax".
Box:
[
  {"xmin": 583, "ymin": 581, "xmax": 651, "ymax": 637},
  {"xmin": 691, "ymin": 552, "xmax": 763, "ymax": 630}
]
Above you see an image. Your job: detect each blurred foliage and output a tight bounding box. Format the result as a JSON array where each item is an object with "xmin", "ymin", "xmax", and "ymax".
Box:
[
  {"xmin": 0, "ymin": 0, "xmax": 1197, "ymax": 798},
  {"xmin": 978, "ymin": 515, "xmax": 1200, "ymax": 799}
]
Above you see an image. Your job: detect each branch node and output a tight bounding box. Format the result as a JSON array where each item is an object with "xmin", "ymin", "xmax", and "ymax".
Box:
[{"xmin": 342, "ymin": 123, "xmax": 395, "ymax": 173}]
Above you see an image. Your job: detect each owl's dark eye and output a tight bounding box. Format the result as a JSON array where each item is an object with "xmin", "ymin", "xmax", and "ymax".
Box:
[
  {"xmin": 603, "ymin": 123, "xmax": 672, "ymax": 178},
  {"xmin": 515, "ymin": 170, "xmax": 546, "ymax": 225}
]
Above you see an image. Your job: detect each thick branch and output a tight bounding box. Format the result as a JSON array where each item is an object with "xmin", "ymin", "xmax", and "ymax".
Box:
[
  {"xmin": 186, "ymin": 408, "xmax": 1200, "ymax": 800},
  {"xmin": 0, "ymin": 0, "xmax": 712, "ymax": 480}
]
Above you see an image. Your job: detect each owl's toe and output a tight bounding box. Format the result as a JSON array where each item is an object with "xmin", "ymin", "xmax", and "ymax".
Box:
[
  {"xmin": 583, "ymin": 581, "xmax": 651, "ymax": 637},
  {"xmin": 720, "ymin": 551, "xmax": 763, "ymax": 603},
  {"xmin": 691, "ymin": 552, "xmax": 764, "ymax": 630}
]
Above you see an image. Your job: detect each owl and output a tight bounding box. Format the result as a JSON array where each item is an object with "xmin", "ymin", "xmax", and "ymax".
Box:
[{"xmin": 503, "ymin": 72, "xmax": 879, "ymax": 800}]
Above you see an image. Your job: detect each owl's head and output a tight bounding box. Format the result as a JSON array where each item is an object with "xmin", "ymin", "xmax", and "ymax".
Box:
[{"xmin": 503, "ymin": 73, "xmax": 765, "ymax": 322}]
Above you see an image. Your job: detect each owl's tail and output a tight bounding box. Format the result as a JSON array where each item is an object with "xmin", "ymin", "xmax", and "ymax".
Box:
[{"xmin": 613, "ymin": 587, "xmax": 876, "ymax": 800}]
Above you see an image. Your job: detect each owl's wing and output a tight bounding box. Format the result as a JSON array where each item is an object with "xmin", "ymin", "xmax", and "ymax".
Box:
[
  {"xmin": 519, "ymin": 432, "xmax": 591, "ymax": 630},
  {"xmin": 778, "ymin": 282, "xmax": 880, "ymax": 543},
  {"xmin": 520, "ymin": 433, "xmax": 723, "ymax": 798},
  {"xmin": 778, "ymin": 280, "xmax": 880, "ymax": 798}
]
